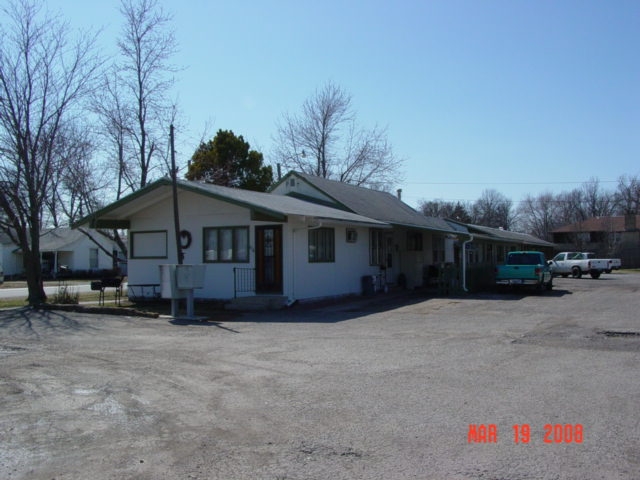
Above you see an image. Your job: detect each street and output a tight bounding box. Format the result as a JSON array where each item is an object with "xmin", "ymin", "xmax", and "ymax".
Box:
[
  {"xmin": 0, "ymin": 284, "xmax": 95, "ymax": 300},
  {"xmin": 0, "ymin": 274, "xmax": 639, "ymax": 479}
]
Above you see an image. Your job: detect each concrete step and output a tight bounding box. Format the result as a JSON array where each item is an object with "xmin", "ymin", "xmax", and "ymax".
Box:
[{"xmin": 226, "ymin": 295, "xmax": 289, "ymax": 311}]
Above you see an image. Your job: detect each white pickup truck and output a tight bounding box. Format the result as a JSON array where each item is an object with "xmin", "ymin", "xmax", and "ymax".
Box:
[
  {"xmin": 605, "ymin": 258, "xmax": 622, "ymax": 273},
  {"xmin": 549, "ymin": 252, "xmax": 609, "ymax": 279}
]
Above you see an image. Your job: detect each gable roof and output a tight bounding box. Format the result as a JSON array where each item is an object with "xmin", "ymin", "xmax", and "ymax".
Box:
[
  {"xmin": 275, "ymin": 171, "xmax": 458, "ymax": 234},
  {"xmin": 552, "ymin": 215, "xmax": 640, "ymax": 233},
  {"xmin": 7, "ymin": 228, "xmax": 118, "ymax": 253},
  {"xmin": 73, "ymin": 177, "xmax": 388, "ymax": 229},
  {"xmin": 39, "ymin": 228, "xmax": 86, "ymax": 251}
]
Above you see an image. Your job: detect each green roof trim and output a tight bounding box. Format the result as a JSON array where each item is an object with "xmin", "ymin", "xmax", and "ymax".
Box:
[{"xmin": 73, "ymin": 176, "xmax": 386, "ymax": 230}]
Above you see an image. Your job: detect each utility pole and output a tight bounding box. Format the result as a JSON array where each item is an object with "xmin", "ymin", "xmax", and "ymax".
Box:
[{"xmin": 170, "ymin": 124, "xmax": 184, "ymax": 264}]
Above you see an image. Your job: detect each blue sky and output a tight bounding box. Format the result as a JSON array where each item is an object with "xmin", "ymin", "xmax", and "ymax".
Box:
[{"xmin": 50, "ymin": 0, "xmax": 639, "ymax": 209}]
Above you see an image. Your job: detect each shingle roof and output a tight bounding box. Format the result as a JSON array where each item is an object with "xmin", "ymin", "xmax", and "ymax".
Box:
[
  {"xmin": 188, "ymin": 180, "xmax": 387, "ymax": 225},
  {"xmin": 552, "ymin": 216, "xmax": 640, "ymax": 233},
  {"xmin": 39, "ymin": 228, "xmax": 86, "ymax": 251},
  {"xmin": 446, "ymin": 221, "xmax": 554, "ymax": 247},
  {"xmin": 7, "ymin": 228, "xmax": 92, "ymax": 253},
  {"xmin": 74, "ymin": 178, "xmax": 388, "ymax": 228},
  {"xmin": 280, "ymin": 172, "xmax": 458, "ymax": 233}
]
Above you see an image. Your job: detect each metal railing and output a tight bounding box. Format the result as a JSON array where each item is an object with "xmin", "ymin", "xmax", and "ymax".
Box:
[{"xmin": 233, "ymin": 267, "xmax": 256, "ymax": 298}]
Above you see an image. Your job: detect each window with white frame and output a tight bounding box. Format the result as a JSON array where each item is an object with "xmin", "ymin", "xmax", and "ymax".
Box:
[
  {"xmin": 89, "ymin": 248, "xmax": 99, "ymax": 269},
  {"xmin": 370, "ymin": 229, "xmax": 385, "ymax": 265},
  {"xmin": 309, "ymin": 228, "xmax": 335, "ymax": 263},
  {"xmin": 204, "ymin": 227, "xmax": 249, "ymax": 263},
  {"xmin": 432, "ymin": 235, "xmax": 445, "ymax": 263},
  {"xmin": 407, "ymin": 230, "xmax": 423, "ymax": 251}
]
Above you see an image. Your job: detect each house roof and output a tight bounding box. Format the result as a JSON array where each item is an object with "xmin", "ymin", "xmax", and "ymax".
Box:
[
  {"xmin": 275, "ymin": 171, "xmax": 458, "ymax": 234},
  {"xmin": 39, "ymin": 228, "xmax": 87, "ymax": 251},
  {"xmin": 446, "ymin": 221, "xmax": 555, "ymax": 247},
  {"xmin": 552, "ymin": 215, "xmax": 640, "ymax": 233},
  {"xmin": 8, "ymin": 228, "xmax": 100, "ymax": 253},
  {"xmin": 73, "ymin": 177, "xmax": 388, "ymax": 229}
]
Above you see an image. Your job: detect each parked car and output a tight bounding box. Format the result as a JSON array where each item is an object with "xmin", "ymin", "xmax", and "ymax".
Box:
[
  {"xmin": 495, "ymin": 251, "xmax": 553, "ymax": 291},
  {"xmin": 548, "ymin": 252, "xmax": 609, "ymax": 279},
  {"xmin": 605, "ymin": 258, "xmax": 622, "ymax": 273}
]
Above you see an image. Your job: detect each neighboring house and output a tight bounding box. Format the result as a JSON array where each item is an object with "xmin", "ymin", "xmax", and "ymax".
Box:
[
  {"xmin": 551, "ymin": 215, "xmax": 640, "ymax": 268},
  {"xmin": 0, "ymin": 228, "xmax": 125, "ymax": 279}
]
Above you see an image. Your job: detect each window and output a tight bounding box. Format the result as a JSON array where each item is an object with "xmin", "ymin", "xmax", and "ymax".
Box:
[
  {"xmin": 89, "ymin": 248, "xmax": 99, "ymax": 269},
  {"xmin": 407, "ymin": 231, "xmax": 423, "ymax": 251},
  {"xmin": 204, "ymin": 227, "xmax": 249, "ymax": 263},
  {"xmin": 131, "ymin": 231, "xmax": 168, "ymax": 259},
  {"xmin": 432, "ymin": 235, "xmax": 445, "ymax": 263},
  {"xmin": 370, "ymin": 229, "xmax": 385, "ymax": 265},
  {"xmin": 309, "ymin": 228, "xmax": 335, "ymax": 263}
]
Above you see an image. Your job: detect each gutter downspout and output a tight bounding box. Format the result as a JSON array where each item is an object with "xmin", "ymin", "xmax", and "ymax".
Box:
[{"xmin": 462, "ymin": 234, "xmax": 474, "ymax": 293}]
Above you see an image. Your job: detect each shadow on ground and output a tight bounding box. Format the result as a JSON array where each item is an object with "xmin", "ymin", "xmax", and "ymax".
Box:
[{"xmin": 0, "ymin": 307, "xmax": 94, "ymax": 339}]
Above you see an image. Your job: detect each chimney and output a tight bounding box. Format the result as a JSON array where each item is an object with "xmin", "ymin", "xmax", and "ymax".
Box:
[{"xmin": 397, "ymin": 189, "xmax": 402, "ymax": 201}]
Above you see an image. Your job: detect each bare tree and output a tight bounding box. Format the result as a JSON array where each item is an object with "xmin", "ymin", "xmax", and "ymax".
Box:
[
  {"xmin": 92, "ymin": 67, "xmax": 136, "ymax": 201},
  {"xmin": 0, "ymin": 0, "xmax": 100, "ymax": 304},
  {"xmin": 83, "ymin": 0, "xmax": 179, "ymax": 260},
  {"xmin": 116, "ymin": 0, "xmax": 178, "ymax": 191},
  {"xmin": 614, "ymin": 174, "xmax": 640, "ymax": 214},
  {"xmin": 273, "ymin": 81, "xmax": 403, "ymax": 190},
  {"xmin": 471, "ymin": 189, "xmax": 515, "ymax": 229},
  {"xmin": 580, "ymin": 178, "xmax": 615, "ymax": 218},
  {"xmin": 46, "ymin": 122, "xmax": 100, "ymax": 227},
  {"xmin": 517, "ymin": 192, "xmax": 559, "ymax": 241}
]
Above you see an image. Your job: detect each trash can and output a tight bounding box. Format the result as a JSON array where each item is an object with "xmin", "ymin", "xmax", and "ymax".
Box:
[{"xmin": 362, "ymin": 275, "xmax": 375, "ymax": 296}]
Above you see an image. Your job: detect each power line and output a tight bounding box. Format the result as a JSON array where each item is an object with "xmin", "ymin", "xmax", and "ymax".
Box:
[{"xmin": 404, "ymin": 180, "xmax": 619, "ymax": 186}]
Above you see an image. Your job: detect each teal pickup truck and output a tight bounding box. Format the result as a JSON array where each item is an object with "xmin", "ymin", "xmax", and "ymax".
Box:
[{"xmin": 495, "ymin": 251, "xmax": 553, "ymax": 291}]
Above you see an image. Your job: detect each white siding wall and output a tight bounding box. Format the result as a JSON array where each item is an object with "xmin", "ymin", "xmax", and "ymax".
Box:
[
  {"xmin": 287, "ymin": 224, "xmax": 378, "ymax": 300},
  {"xmin": 67, "ymin": 238, "xmax": 115, "ymax": 272},
  {"xmin": 127, "ymin": 191, "xmax": 254, "ymax": 298},
  {"xmin": 126, "ymin": 190, "xmax": 379, "ymax": 301},
  {"xmin": 271, "ymin": 177, "xmax": 335, "ymax": 204},
  {"xmin": 1, "ymin": 244, "xmax": 20, "ymax": 277}
]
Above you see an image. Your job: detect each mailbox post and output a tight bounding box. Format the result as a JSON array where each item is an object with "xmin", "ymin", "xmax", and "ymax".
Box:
[{"xmin": 159, "ymin": 264, "xmax": 205, "ymax": 319}]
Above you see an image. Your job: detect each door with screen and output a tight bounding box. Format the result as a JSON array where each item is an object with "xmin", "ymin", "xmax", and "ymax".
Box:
[{"xmin": 255, "ymin": 225, "xmax": 283, "ymax": 293}]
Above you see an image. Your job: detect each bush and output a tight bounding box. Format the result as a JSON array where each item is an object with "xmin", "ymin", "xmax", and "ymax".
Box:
[{"xmin": 51, "ymin": 285, "xmax": 80, "ymax": 304}]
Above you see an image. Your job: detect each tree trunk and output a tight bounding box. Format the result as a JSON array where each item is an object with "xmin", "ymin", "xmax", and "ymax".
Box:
[{"xmin": 23, "ymin": 244, "xmax": 47, "ymax": 306}]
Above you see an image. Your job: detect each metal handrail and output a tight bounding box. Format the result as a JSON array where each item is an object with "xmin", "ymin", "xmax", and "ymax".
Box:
[{"xmin": 233, "ymin": 267, "xmax": 256, "ymax": 298}]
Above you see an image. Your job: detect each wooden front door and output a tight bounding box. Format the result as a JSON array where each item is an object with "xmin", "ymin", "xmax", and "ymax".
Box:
[{"xmin": 255, "ymin": 225, "xmax": 283, "ymax": 293}]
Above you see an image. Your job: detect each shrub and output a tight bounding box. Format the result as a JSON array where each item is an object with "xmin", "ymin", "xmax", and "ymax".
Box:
[{"xmin": 51, "ymin": 285, "xmax": 80, "ymax": 304}]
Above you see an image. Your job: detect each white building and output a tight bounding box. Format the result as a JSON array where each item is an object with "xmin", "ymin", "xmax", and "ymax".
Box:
[
  {"xmin": 74, "ymin": 173, "xmax": 463, "ymax": 303},
  {"xmin": 1, "ymin": 228, "xmax": 124, "ymax": 279}
]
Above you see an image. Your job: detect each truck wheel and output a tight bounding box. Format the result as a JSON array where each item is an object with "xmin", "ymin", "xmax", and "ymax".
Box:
[
  {"xmin": 571, "ymin": 266, "xmax": 582, "ymax": 279},
  {"xmin": 590, "ymin": 271, "xmax": 601, "ymax": 279}
]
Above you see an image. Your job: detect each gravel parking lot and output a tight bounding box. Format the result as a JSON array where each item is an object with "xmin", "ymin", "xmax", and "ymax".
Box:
[{"xmin": 1, "ymin": 274, "xmax": 639, "ymax": 480}]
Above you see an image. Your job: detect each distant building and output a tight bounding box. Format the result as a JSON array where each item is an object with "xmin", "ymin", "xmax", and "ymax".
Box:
[
  {"xmin": 551, "ymin": 215, "xmax": 640, "ymax": 268},
  {"xmin": 0, "ymin": 228, "xmax": 126, "ymax": 279}
]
